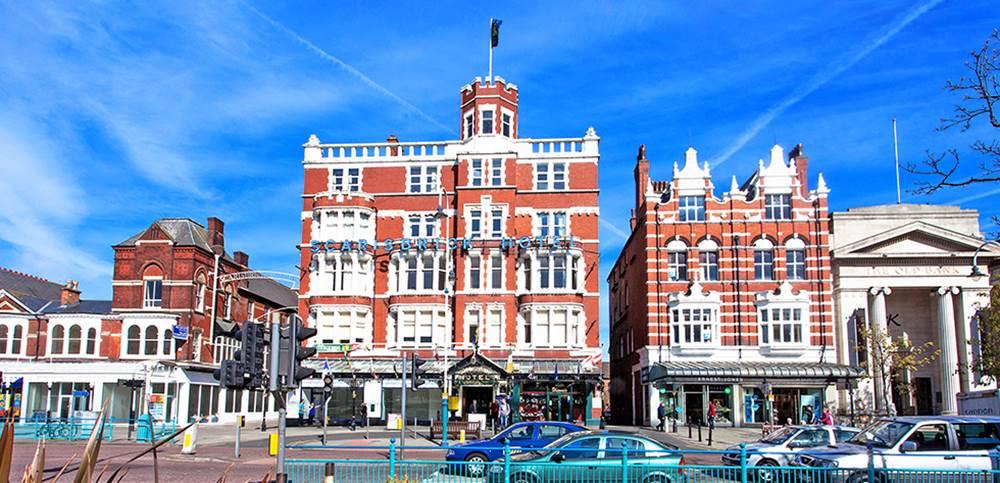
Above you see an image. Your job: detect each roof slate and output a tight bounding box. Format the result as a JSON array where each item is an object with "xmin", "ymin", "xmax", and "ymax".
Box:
[{"xmin": 0, "ymin": 267, "xmax": 63, "ymax": 302}]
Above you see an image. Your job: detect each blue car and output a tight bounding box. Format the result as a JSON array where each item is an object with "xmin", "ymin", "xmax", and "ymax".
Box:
[{"xmin": 446, "ymin": 421, "xmax": 587, "ymax": 477}]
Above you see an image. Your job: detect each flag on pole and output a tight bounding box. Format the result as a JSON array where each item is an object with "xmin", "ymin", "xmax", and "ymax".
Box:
[
  {"xmin": 491, "ymin": 19, "xmax": 502, "ymax": 48},
  {"xmin": 583, "ymin": 352, "xmax": 601, "ymax": 370}
]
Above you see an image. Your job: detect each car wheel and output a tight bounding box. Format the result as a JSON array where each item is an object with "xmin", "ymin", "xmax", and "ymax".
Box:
[
  {"xmin": 847, "ymin": 473, "xmax": 884, "ymax": 483},
  {"xmin": 464, "ymin": 453, "xmax": 488, "ymax": 477},
  {"xmin": 643, "ymin": 475, "xmax": 672, "ymax": 483},
  {"xmin": 754, "ymin": 459, "xmax": 778, "ymax": 483}
]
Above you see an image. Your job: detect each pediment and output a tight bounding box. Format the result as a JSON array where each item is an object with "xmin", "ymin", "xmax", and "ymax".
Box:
[
  {"xmin": 0, "ymin": 290, "xmax": 31, "ymax": 313},
  {"xmin": 836, "ymin": 221, "xmax": 995, "ymax": 257},
  {"xmin": 138, "ymin": 224, "xmax": 172, "ymax": 242}
]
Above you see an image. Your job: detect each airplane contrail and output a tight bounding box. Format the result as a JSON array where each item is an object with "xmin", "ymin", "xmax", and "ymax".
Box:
[
  {"xmin": 712, "ymin": 0, "xmax": 945, "ymax": 165},
  {"xmin": 239, "ymin": 0, "xmax": 453, "ymax": 134}
]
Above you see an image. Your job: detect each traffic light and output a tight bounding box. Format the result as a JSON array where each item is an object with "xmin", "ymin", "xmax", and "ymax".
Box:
[
  {"xmin": 233, "ymin": 322, "xmax": 266, "ymax": 389},
  {"xmin": 411, "ymin": 354, "xmax": 430, "ymax": 390},
  {"xmin": 214, "ymin": 359, "xmax": 246, "ymax": 389},
  {"xmin": 323, "ymin": 373, "xmax": 334, "ymax": 394},
  {"xmin": 278, "ymin": 318, "xmax": 317, "ymax": 388}
]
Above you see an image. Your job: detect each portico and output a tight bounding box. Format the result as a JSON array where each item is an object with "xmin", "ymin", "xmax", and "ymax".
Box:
[{"xmin": 832, "ymin": 205, "xmax": 999, "ymax": 417}]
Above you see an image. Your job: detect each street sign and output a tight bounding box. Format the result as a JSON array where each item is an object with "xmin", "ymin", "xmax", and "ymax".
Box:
[
  {"xmin": 172, "ymin": 324, "xmax": 189, "ymax": 340},
  {"xmin": 72, "ymin": 390, "xmax": 88, "ymax": 397}
]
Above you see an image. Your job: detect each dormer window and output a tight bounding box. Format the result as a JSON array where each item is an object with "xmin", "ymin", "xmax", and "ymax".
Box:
[
  {"xmin": 482, "ymin": 110, "xmax": 494, "ymax": 134},
  {"xmin": 679, "ymin": 196, "xmax": 706, "ymax": 222},
  {"xmin": 765, "ymin": 194, "xmax": 791, "ymax": 220}
]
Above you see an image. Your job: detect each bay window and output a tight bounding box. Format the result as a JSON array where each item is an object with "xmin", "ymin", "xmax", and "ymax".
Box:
[
  {"xmin": 392, "ymin": 307, "xmax": 448, "ymax": 348},
  {"xmin": 0, "ymin": 323, "xmax": 24, "ymax": 356},
  {"xmin": 759, "ymin": 306, "xmax": 806, "ymax": 345},
  {"xmin": 538, "ymin": 211, "xmax": 568, "ymax": 238},
  {"xmin": 671, "ymin": 307, "xmax": 718, "ymax": 345},
  {"xmin": 319, "ymin": 252, "xmax": 373, "ymax": 295},
  {"xmin": 316, "ymin": 209, "xmax": 374, "ymax": 241},
  {"xmin": 315, "ymin": 308, "xmax": 372, "ymax": 345},
  {"xmin": 524, "ymin": 250, "xmax": 582, "ymax": 292},
  {"xmin": 392, "ymin": 252, "xmax": 447, "ymax": 293},
  {"xmin": 521, "ymin": 305, "xmax": 583, "ymax": 348}
]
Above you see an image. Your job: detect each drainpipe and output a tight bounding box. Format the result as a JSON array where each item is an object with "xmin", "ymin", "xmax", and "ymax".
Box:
[{"xmin": 33, "ymin": 301, "xmax": 54, "ymax": 361}]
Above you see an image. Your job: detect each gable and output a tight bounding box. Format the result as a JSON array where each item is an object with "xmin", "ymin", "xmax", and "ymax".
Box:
[
  {"xmin": 0, "ymin": 291, "xmax": 31, "ymax": 313},
  {"xmin": 858, "ymin": 232, "xmax": 978, "ymax": 255},
  {"xmin": 138, "ymin": 224, "xmax": 173, "ymax": 243},
  {"xmin": 835, "ymin": 221, "xmax": 993, "ymax": 257}
]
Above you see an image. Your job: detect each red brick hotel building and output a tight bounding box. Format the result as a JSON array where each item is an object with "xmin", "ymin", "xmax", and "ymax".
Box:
[
  {"xmin": 608, "ymin": 144, "xmax": 860, "ymax": 428},
  {"xmin": 298, "ymin": 76, "xmax": 604, "ymax": 424}
]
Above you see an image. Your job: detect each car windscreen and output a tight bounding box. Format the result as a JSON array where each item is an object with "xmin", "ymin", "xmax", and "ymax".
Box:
[
  {"xmin": 761, "ymin": 426, "xmax": 799, "ymax": 444},
  {"xmin": 515, "ymin": 432, "xmax": 584, "ymax": 459},
  {"xmin": 847, "ymin": 420, "xmax": 914, "ymax": 448}
]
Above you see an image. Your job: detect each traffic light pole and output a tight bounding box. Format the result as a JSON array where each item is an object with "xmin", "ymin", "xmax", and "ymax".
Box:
[
  {"xmin": 400, "ymin": 354, "xmax": 407, "ymax": 461},
  {"xmin": 270, "ymin": 321, "xmax": 287, "ymax": 483}
]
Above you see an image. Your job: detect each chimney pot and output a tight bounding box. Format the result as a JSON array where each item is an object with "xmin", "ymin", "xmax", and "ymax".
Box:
[
  {"xmin": 234, "ymin": 251, "xmax": 250, "ymax": 267},
  {"xmin": 60, "ymin": 279, "xmax": 81, "ymax": 306}
]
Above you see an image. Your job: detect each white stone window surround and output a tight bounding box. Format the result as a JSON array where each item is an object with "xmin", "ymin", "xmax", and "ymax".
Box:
[
  {"xmin": 463, "ymin": 109, "xmax": 474, "ymax": 139},
  {"xmin": 666, "ymin": 281, "xmax": 722, "ymax": 353},
  {"xmin": 47, "ymin": 315, "xmax": 103, "ymax": 358},
  {"xmin": 406, "ymin": 164, "xmax": 440, "ymax": 194},
  {"xmin": 500, "ymin": 106, "xmax": 514, "ymax": 137},
  {"xmin": 697, "ymin": 239, "xmax": 720, "ymax": 281},
  {"xmin": 534, "ymin": 211, "xmax": 570, "ymax": 238},
  {"xmin": 388, "ymin": 304, "xmax": 450, "ymax": 349},
  {"xmin": 666, "ymin": 239, "xmax": 689, "ymax": 282},
  {"xmin": 753, "ymin": 238, "xmax": 776, "ymax": 281},
  {"xmin": 0, "ymin": 315, "xmax": 28, "ymax": 358},
  {"xmin": 534, "ymin": 161, "xmax": 568, "ymax": 191},
  {"xmin": 479, "ymin": 103, "xmax": 497, "ymax": 135},
  {"xmin": 755, "ymin": 281, "xmax": 811, "ymax": 353},
  {"xmin": 120, "ymin": 315, "xmax": 177, "ymax": 359},
  {"xmin": 517, "ymin": 303, "xmax": 586, "ymax": 349},
  {"xmin": 406, "ymin": 212, "xmax": 440, "ymax": 238},
  {"xmin": 465, "ymin": 304, "xmax": 482, "ymax": 347},
  {"xmin": 143, "ymin": 276, "xmax": 163, "ymax": 309},
  {"xmin": 312, "ymin": 207, "xmax": 376, "ymax": 242},
  {"xmin": 518, "ymin": 248, "xmax": 585, "ymax": 294},
  {"xmin": 389, "ymin": 251, "xmax": 448, "ymax": 295},
  {"xmin": 312, "ymin": 305, "xmax": 373, "ymax": 345},
  {"xmin": 464, "ymin": 198, "xmax": 508, "ymax": 239},
  {"xmin": 785, "ymin": 237, "xmax": 807, "ymax": 280},
  {"xmin": 313, "ymin": 251, "xmax": 374, "ymax": 297},
  {"xmin": 468, "ymin": 158, "xmax": 505, "ymax": 187},
  {"xmin": 465, "ymin": 303, "xmax": 505, "ymax": 348},
  {"xmin": 329, "ymin": 166, "xmax": 363, "ymax": 193}
]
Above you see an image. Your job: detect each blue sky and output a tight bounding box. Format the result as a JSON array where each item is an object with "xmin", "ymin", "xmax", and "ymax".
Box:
[{"xmin": 1, "ymin": 1, "xmax": 997, "ymax": 348}]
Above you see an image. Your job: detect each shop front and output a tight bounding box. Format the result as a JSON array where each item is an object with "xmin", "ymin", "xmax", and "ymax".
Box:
[{"xmin": 648, "ymin": 362, "xmax": 862, "ymax": 427}]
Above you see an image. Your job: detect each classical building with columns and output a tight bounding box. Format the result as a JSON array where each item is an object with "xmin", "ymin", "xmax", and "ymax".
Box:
[{"xmin": 831, "ymin": 204, "xmax": 1000, "ymax": 417}]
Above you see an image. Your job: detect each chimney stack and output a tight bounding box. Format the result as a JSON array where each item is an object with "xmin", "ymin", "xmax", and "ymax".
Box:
[
  {"xmin": 234, "ymin": 251, "xmax": 249, "ymax": 267},
  {"xmin": 634, "ymin": 144, "xmax": 650, "ymax": 211},
  {"xmin": 207, "ymin": 217, "xmax": 225, "ymax": 251},
  {"xmin": 386, "ymin": 134, "xmax": 399, "ymax": 156},
  {"xmin": 789, "ymin": 143, "xmax": 809, "ymax": 193},
  {"xmin": 60, "ymin": 280, "xmax": 81, "ymax": 306}
]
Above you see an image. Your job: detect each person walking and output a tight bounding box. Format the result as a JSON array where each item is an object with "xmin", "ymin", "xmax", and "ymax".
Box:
[
  {"xmin": 298, "ymin": 399, "xmax": 307, "ymax": 426},
  {"xmin": 656, "ymin": 402, "xmax": 666, "ymax": 432},
  {"xmin": 820, "ymin": 407, "xmax": 834, "ymax": 426},
  {"xmin": 499, "ymin": 398, "xmax": 511, "ymax": 428},
  {"xmin": 307, "ymin": 400, "xmax": 317, "ymax": 426},
  {"xmin": 707, "ymin": 400, "xmax": 717, "ymax": 429}
]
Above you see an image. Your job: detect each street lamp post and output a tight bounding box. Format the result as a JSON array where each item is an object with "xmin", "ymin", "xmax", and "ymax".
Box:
[
  {"xmin": 969, "ymin": 241, "xmax": 996, "ymax": 280},
  {"xmin": 435, "ymin": 189, "xmax": 453, "ymax": 447}
]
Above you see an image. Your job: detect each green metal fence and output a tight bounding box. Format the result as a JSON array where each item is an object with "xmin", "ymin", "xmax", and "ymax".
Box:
[{"xmin": 284, "ymin": 441, "xmax": 1000, "ymax": 483}]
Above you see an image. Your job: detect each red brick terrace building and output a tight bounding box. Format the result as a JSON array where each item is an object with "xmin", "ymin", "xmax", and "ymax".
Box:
[
  {"xmin": 298, "ymin": 76, "xmax": 604, "ymax": 424},
  {"xmin": 608, "ymin": 144, "xmax": 858, "ymax": 428}
]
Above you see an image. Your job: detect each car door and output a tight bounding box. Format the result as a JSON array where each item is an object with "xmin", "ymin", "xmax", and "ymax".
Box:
[
  {"xmin": 547, "ymin": 436, "xmax": 602, "ymax": 483},
  {"xmin": 505, "ymin": 424, "xmax": 536, "ymax": 450},
  {"xmin": 884, "ymin": 423, "xmax": 960, "ymax": 472},
  {"xmin": 952, "ymin": 422, "xmax": 1000, "ymax": 471},
  {"xmin": 784, "ymin": 429, "xmax": 829, "ymax": 465},
  {"xmin": 603, "ymin": 437, "xmax": 647, "ymax": 481}
]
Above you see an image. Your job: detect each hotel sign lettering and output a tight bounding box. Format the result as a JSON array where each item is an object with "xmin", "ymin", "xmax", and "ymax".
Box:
[{"xmin": 310, "ymin": 236, "xmax": 576, "ymax": 254}]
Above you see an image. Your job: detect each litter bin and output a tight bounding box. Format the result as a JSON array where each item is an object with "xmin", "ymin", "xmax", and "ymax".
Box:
[{"xmin": 136, "ymin": 414, "xmax": 153, "ymax": 442}]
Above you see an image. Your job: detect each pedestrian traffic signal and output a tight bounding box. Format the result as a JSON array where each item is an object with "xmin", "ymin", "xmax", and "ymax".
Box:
[{"xmin": 411, "ymin": 354, "xmax": 430, "ymax": 390}]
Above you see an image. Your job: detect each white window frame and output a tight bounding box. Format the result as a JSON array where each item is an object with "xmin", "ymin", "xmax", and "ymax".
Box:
[
  {"xmin": 330, "ymin": 167, "xmax": 362, "ymax": 193},
  {"xmin": 466, "ymin": 204, "xmax": 507, "ymax": 239},
  {"xmin": 47, "ymin": 319, "xmax": 101, "ymax": 357},
  {"xmin": 315, "ymin": 307, "xmax": 372, "ymax": 345},
  {"xmin": 315, "ymin": 208, "xmax": 375, "ymax": 241},
  {"xmin": 679, "ymin": 196, "xmax": 706, "ymax": 222},
  {"xmin": 143, "ymin": 278, "xmax": 163, "ymax": 309},
  {"xmin": 317, "ymin": 252, "xmax": 374, "ymax": 296},
  {"xmin": 765, "ymin": 194, "xmax": 792, "ymax": 220},
  {"xmin": 466, "ymin": 305, "xmax": 482, "ymax": 346},
  {"xmin": 666, "ymin": 240, "xmax": 688, "ymax": 282},
  {"xmin": 407, "ymin": 165, "xmax": 439, "ymax": 194},
  {"xmin": 392, "ymin": 252, "xmax": 447, "ymax": 294},
  {"xmin": 670, "ymin": 307, "xmax": 719, "ymax": 346},
  {"xmin": 470, "ymin": 159, "xmax": 485, "ymax": 187},
  {"xmin": 464, "ymin": 111, "xmax": 474, "ymax": 138},
  {"xmin": 484, "ymin": 305, "xmax": 505, "ymax": 347},
  {"xmin": 535, "ymin": 162, "xmax": 567, "ymax": 190},
  {"xmin": 407, "ymin": 213, "xmax": 438, "ymax": 238},
  {"xmin": 758, "ymin": 304, "xmax": 808, "ymax": 346},
  {"xmin": 531, "ymin": 251, "xmax": 581, "ymax": 292},
  {"xmin": 467, "ymin": 253, "xmax": 483, "ymax": 290},
  {"xmin": 537, "ymin": 211, "xmax": 569, "ymax": 238},
  {"xmin": 121, "ymin": 321, "xmax": 175, "ymax": 359},
  {"xmin": 786, "ymin": 238, "xmax": 807, "ymax": 281},
  {"xmin": 501, "ymin": 111, "xmax": 512, "ymax": 137},
  {"xmin": 194, "ymin": 279, "xmax": 206, "ymax": 313},
  {"xmin": 0, "ymin": 319, "xmax": 27, "ymax": 357},
  {"xmin": 488, "ymin": 252, "xmax": 504, "ymax": 290},
  {"xmin": 522, "ymin": 305, "xmax": 583, "ymax": 349},
  {"xmin": 490, "ymin": 158, "xmax": 504, "ymax": 186},
  {"xmin": 392, "ymin": 307, "xmax": 448, "ymax": 348},
  {"xmin": 481, "ymin": 109, "xmax": 495, "ymax": 134}
]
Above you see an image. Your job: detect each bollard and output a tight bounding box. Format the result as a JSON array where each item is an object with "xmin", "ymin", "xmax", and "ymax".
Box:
[
  {"xmin": 459, "ymin": 429, "xmax": 466, "ymax": 443},
  {"xmin": 181, "ymin": 422, "xmax": 198, "ymax": 455},
  {"xmin": 621, "ymin": 445, "xmax": 629, "ymax": 483},
  {"xmin": 688, "ymin": 422, "xmax": 692, "ymax": 438},
  {"xmin": 708, "ymin": 424, "xmax": 713, "ymax": 446},
  {"xmin": 739, "ymin": 442, "xmax": 748, "ymax": 483},
  {"xmin": 268, "ymin": 432, "xmax": 278, "ymax": 457},
  {"xmin": 389, "ymin": 438, "xmax": 397, "ymax": 478},
  {"xmin": 698, "ymin": 422, "xmax": 702, "ymax": 442},
  {"xmin": 323, "ymin": 462, "xmax": 335, "ymax": 483}
]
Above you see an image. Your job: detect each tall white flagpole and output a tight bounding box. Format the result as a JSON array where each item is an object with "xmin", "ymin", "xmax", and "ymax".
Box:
[
  {"xmin": 488, "ymin": 18, "xmax": 493, "ymax": 82},
  {"xmin": 892, "ymin": 118, "xmax": 901, "ymax": 204}
]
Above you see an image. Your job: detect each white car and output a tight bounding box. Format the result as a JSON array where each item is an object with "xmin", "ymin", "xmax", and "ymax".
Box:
[
  {"xmin": 795, "ymin": 416, "xmax": 1000, "ymax": 482},
  {"xmin": 721, "ymin": 425, "xmax": 860, "ymax": 482}
]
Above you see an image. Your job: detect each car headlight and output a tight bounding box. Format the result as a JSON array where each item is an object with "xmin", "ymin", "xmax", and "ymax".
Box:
[{"xmin": 446, "ymin": 450, "xmax": 455, "ymax": 457}]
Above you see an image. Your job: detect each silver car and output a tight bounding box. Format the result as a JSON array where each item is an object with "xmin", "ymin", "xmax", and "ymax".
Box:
[
  {"xmin": 795, "ymin": 416, "xmax": 1000, "ymax": 482},
  {"xmin": 722, "ymin": 425, "xmax": 860, "ymax": 482}
]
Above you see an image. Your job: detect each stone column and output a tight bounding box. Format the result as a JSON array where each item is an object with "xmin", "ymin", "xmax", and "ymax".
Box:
[
  {"xmin": 868, "ymin": 287, "xmax": 891, "ymax": 414},
  {"xmin": 936, "ymin": 286, "xmax": 961, "ymax": 415}
]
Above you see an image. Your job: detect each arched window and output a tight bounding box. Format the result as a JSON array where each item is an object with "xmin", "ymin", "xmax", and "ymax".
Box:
[
  {"xmin": 86, "ymin": 328, "xmax": 97, "ymax": 355},
  {"xmin": 144, "ymin": 326, "xmax": 158, "ymax": 355},
  {"xmin": 753, "ymin": 239, "xmax": 775, "ymax": 281},
  {"xmin": 127, "ymin": 325, "xmax": 141, "ymax": 355},
  {"xmin": 697, "ymin": 239, "xmax": 720, "ymax": 281},
  {"xmin": 194, "ymin": 272, "xmax": 207, "ymax": 313},
  {"xmin": 143, "ymin": 264, "xmax": 164, "ymax": 308},
  {"xmin": 0, "ymin": 325, "xmax": 8, "ymax": 354},
  {"xmin": 11, "ymin": 325, "xmax": 22, "ymax": 354},
  {"xmin": 162, "ymin": 329, "xmax": 172, "ymax": 356},
  {"xmin": 785, "ymin": 238, "xmax": 807, "ymax": 280},
  {"xmin": 68, "ymin": 324, "xmax": 82, "ymax": 354},
  {"xmin": 666, "ymin": 240, "xmax": 688, "ymax": 282},
  {"xmin": 51, "ymin": 325, "xmax": 65, "ymax": 354}
]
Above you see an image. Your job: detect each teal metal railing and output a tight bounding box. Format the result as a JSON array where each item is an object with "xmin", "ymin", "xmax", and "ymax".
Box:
[
  {"xmin": 0, "ymin": 417, "xmax": 178, "ymax": 442},
  {"xmin": 284, "ymin": 440, "xmax": 1000, "ymax": 483}
]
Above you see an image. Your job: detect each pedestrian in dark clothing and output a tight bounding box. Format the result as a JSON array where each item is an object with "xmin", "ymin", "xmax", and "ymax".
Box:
[{"xmin": 657, "ymin": 402, "xmax": 666, "ymax": 431}]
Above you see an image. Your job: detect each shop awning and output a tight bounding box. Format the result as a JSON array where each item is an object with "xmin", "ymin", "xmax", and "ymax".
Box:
[
  {"xmin": 183, "ymin": 369, "xmax": 220, "ymax": 385},
  {"xmin": 647, "ymin": 361, "xmax": 864, "ymax": 384}
]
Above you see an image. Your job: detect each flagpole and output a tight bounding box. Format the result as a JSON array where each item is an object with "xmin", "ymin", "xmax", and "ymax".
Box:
[
  {"xmin": 488, "ymin": 17, "xmax": 493, "ymax": 82},
  {"xmin": 892, "ymin": 118, "xmax": 901, "ymax": 204}
]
